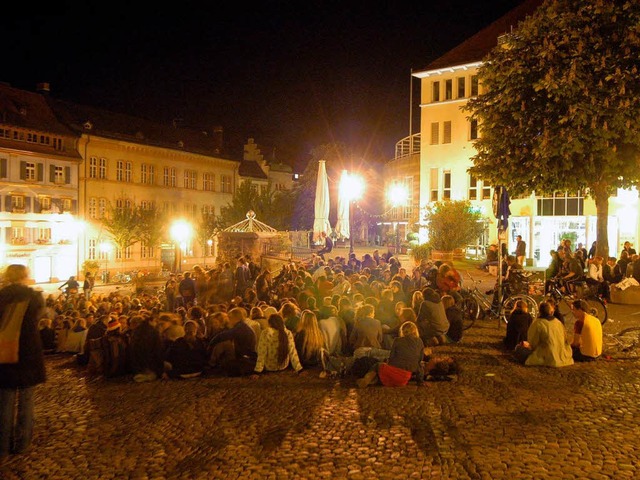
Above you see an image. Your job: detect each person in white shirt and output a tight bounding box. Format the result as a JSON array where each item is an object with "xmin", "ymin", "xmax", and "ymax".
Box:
[{"xmin": 252, "ymin": 313, "xmax": 302, "ymax": 376}]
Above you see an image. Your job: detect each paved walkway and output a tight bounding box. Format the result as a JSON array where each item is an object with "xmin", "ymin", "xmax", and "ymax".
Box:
[{"xmin": 3, "ymin": 298, "xmax": 640, "ymax": 479}]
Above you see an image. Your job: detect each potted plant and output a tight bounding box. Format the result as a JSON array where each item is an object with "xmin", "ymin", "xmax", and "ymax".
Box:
[{"xmin": 423, "ymin": 200, "xmax": 486, "ymax": 261}]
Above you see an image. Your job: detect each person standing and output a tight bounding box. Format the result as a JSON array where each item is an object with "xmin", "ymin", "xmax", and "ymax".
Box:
[
  {"xmin": 82, "ymin": 272, "xmax": 95, "ymax": 300},
  {"xmin": 0, "ymin": 265, "xmax": 46, "ymax": 461},
  {"xmin": 515, "ymin": 235, "xmax": 527, "ymax": 266}
]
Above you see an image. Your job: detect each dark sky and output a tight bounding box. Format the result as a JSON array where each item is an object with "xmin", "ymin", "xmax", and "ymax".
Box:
[{"xmin": 4, "ymin": 0, "xmax": 524, "ymax": 170}]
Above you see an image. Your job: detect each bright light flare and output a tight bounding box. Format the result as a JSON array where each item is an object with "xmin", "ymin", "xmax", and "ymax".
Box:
[
  {"xmin": 339, "ymin": 171, "xmax": 364, "ymax": 201},
  {"xmin": 388, "ymin": 184, "xmax": 409, "ymax": 207},
  {"xmin": 170, "ymin": 219, "xmax": 193, "ymax": 243}
]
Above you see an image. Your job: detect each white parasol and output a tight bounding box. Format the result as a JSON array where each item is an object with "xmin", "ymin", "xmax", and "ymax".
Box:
[
  {"xmin": 312, "ymin": 160, "xmax": 331, "ymax": 243},
  {"xmin": 334, "ymin": 169, "xmax": 351, "ymax": 240}
]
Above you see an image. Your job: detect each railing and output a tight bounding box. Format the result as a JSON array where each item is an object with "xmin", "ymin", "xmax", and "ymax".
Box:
[{"xmin": 394, "ymin": 133, "xmax": 421, "ymax": 160}]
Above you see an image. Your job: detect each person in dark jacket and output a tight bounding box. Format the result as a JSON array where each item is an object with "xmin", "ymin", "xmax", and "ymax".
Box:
[
  {"xmin": 0, "ymin": 264, "xmax": 46, "ymax": 459},
  {"xmin": 441, "ymin": 295, "xmax": 463, "ymax": 344},
  {"xmin": 76, "ymin": 314, "xmax": 108, "ymax": 366},
  {"xmin": 129, "ymin": 317, "xmax": 165, "ymax": 382},
  {"xmin": 164, "ymin": 320, "xmax": 208, "ymax": 378},
  {"xmin": 416, "ymin": 288, "xmax": 449, "ymax": 346},
  {"xmin": 208, "ymin": 307, "xmax": 257, "ymax": 376},
  {"xmin": 503, "ymin": 300, "xmax": 534, "ymax": 351}
]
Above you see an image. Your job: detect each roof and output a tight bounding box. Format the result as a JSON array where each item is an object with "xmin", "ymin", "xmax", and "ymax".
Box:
[
  {"xmin": 223, "ymin": 211, "xmax": 277, "ymax": 233},
  {"xmin": 0, "ymin": 83, "xmax": 77, "ymax": 136},
  {"xmin": 416, "ymin": 0, "xmax": 544, "ymax": 74},
  {"xmin": 238, "ymin": 160, "xmax": 268, "ymax": 179},
  {"xmin": 46, "ymin": 96, "xmax": 235, "ymax": 160},
  {"xmin": 269, "ymin": 161, "xmax": 293, "ymax": 173}
]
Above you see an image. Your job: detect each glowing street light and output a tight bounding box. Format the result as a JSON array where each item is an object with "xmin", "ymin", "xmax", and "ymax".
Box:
[
  {"xmin": 338, "ymin": 171, "xmax": 365, "ymax": 254},
  {"xmin": 170, "ymin": 219, "xmax": 193, "ymax": 272},
  {"xmin": 206, "ymin": 238, "xmax": 213, "ymax": 267}
]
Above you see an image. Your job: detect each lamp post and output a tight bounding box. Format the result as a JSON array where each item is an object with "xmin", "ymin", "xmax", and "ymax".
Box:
[
  {"xmin": 206, "ymin": 238, "xmax": 213, "ymax": 268},
  {"xmin": 339, "ymin": 172, "xmax": 364, "ymax": 255},
  {"xmin": 99, "ymin": 241, "xmax": 112, "ymax": 284},
  {"xmin": 388, "ymin": 184, "xmax": 410, "ymax": 255},
  {"xmin": 170, "ymin": 219, "xmax": 192, "ymax": 273}
]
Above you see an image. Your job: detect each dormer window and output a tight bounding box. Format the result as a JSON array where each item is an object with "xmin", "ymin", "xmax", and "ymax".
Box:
[{"xmin": 83, "ymin": 121, "xmax": 93, "ymax": 130}]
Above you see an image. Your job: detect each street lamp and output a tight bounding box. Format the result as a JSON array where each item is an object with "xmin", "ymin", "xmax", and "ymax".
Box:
[
  {"xmin": 206, "ymin": 238, "xmax": 213, "ymax": 268},
  {"xmin": 339, "ymin": 171, "xmax": 364, "ymax": 254},
  {"xmin": 170, "ymin": 219, "xmax": 192, "ymax": 273},
  {"xmin": 99, "ymin": 241, "xmax": 112, "ymax": 284},
  {"xmin": 387, "ymin": 184, "xmax": 410, "ymax": 254}
]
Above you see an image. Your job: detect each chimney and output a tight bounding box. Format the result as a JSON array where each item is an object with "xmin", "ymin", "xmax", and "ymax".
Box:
[{"xmin": 36, "ymin": 82, "xmax": 50, "ymax": 95}]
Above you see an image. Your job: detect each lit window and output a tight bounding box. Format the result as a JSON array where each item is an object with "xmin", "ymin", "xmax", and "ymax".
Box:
[
  {"xmin": 432, "ymin": 81, "xmax": 440, "ymax": 102},
  {"xmin": 430, "ymin": 168, "xmax": 439, "ymax": 202},
  {"xmin": 89, "ymin": 157, "xmax": 98, "ymax": 178},
  {"xmin": 445, "ymin": 79, "xmax": 452, "ymax": 100},
  {"xmin": 99, "ymin": 158, "xmax": 107, "ymax": 179},
  {"xmin": 443, "ymin": 171, "xmax": 451, "ymax": 200}
]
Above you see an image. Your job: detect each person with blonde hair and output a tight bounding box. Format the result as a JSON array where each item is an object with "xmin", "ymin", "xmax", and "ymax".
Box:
[
  {"xmin": 0, "ymin": 264, "xmax": 46, "ymax": 460},
  {"xmin": 357, "ymin": 321, "xmax": 425, "ymax": 388},
  {"xmin": 294, "ymin": 310, "xmax": 325, "ymax": 368}
]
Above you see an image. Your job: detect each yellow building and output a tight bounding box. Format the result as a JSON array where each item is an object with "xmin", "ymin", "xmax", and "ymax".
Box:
[{"xmin": 410, "ymin": 0, "xmax": 637, "ymax": 266}]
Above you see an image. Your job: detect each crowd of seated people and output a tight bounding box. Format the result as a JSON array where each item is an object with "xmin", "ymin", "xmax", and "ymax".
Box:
[{"xmin": 35, "ymin": 249, "xmax": 464, "ymax": 386}]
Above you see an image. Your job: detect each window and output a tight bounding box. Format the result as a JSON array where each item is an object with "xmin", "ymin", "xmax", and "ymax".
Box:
[
  {"xmin": 88, "ymin": 239, "xmax": 97, "ymax": 260},
  {"xmin": 471, "ymin": 75, "xmax": 479, "ymax": 96},
  {"xmin": 430, "ymin": 122, "xmax": 439, "ymax": 145},
  {"xmin": 164, "ymin": 167, "xmax": 176, "ymax": 187},
  {"xmin": 40, "ymin": 196, "xmax": 51, "ymax": 211},
  {"xmin": 0, "ymin": 158, "xmax": 6, "ymax": 178},
  {"xmin": 469, "ymin": 175, "xmax": 478, "ymax": 200},
  {"xmin": 221, "ymin": 175, "xmax": 232, "ymax": 193},
  {"xmin": 537, "ymin": 192, "xmax": 584, "ymax": 216},
  {"xmin": 140, "ymin": 164, "xmax": 155, "ymax": 185},
  {"xmin": 432, "ymin": 81, "xmax": 440, "ymax": 102},
  {"xmin": 54, "ymin": 166, "xmax": 65, "ymax": 184},
  {"xmin": 141, "ymin": 242, "xmax": 153, "ymax": 259},
  {"xmin": 12, "ymin": 195, "xmax": 25, "ymax": 210},
  {"xmin": 443, "ymin": 121, "xmax": 452, "ymax": 144},
  {"xmin": 116, "ymin": 161, "xmax": 132, "ymax": 182},
  {"xmin": 430, "ymin": 168, "xmax": 439, "ymax": 202},
  {"xmin": 89, "ymin": 157, "xmax": 98, "ymax": 178},
  {"xmin": 62, "ymin": 198, "xmax": 72, "ymax": 212},
  {"xmin": 38, "ymin": 227, "xmax": 51, "ymax": 242},
  {"xmin": 203, "ymin": 173, "xmax": 215, "ymax": 191},
  {"xmin": 470, "ymin": 119, "xmax": 478, "ymax": 140},
  {"xmin": 457, "ymin": 77, "xmax": 466, "ymax": 98},
  {"xmin": 99, "ymin": 158, "xmax": 107, "ymax": 179},
  {"xmin": 184, "ymin": 170, "xmax": 197, "ymax": 189},
  {"xmin": 443, "ymin": 171, "xmax": 451, "ymax": 200},
  {"xmin": 25, "ymin": 162, "xmax": 36, "ymax": 181},
  {"xmin": 98, "ymin": 198, "xmax": 107, "ymax": 218},
  {"xmin": 445, "ymin": 79, "xmax": 452, "ymax": 100},
  {"xmin": 89, "ymin": 197, "xmax": 97, "ymax": 218},
  {"xmin": 482, "ymin": 183, "xmax": 491, "ymax": 200},
  {"xmin": 140, "ymin": 200, "xmax": 153, "ymax": 210}
]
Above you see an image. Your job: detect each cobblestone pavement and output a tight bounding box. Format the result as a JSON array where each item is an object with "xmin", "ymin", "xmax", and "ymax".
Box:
[{"xmin": 4, "ymin": 269, "xmax": 640, "ymax": 479}]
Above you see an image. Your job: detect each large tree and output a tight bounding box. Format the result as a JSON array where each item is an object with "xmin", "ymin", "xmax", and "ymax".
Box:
[
  {"xmin": 101, "ymin": 202, "xmax": 140, "ymax": 270},
  {"xmin": 464, "ymin": 0, "xmax": 640, "ymax": 258}
]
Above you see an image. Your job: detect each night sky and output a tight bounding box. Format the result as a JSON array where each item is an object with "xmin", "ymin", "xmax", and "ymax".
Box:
[{"xmin": 4, "ymin": 0, "xmax": 525, "ymax": 170}]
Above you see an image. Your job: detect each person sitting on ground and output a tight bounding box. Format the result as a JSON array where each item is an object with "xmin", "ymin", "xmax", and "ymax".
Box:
[
  {"xmin": 39, "ymin": 318, "xmax": 57, "ymax": 354},
  {"xmin": 97, "ymin": 317, "xmax": 130, "ymax": 378},
  {"xmin": 349, "ymin": 304, "xmax": 383, "ymax": 352},
  {"xmin": 513, "ymin": 301, "xmax": 573, "ymax": 367},
  {"xmin": 503, "ymin": 300, "xmax": 533, "ymax": 351},
  {"xmin": 478, "ymin": 244, "xmax": 499, "ymax": 272},
  {"xmin": 318, "ymin": 305, "xmax": 348, "ymax": 356},
  {"xmin": 435, "ymin": 263, "xmax": 462, "ymax": 303},
  {"xmin": 164, "ymin": 320, "xmax": 209, "ymax": 379},
  {"xmin": 208, "ymin": 307, "xmax": 258, "ymax": 377},
  {"xmin": 77, "ymin": 314, "xmax": 108, "ymax": 366},
  {"xmin": 357, "ymin": 321, "xmax": 426, "ymax": 388},
  {"xmin": 441, "ymin": 294, "xmax": 463, "ymax": 344},
  {"xmin": 294, "ymin": 310, "xmax": 325, "ymax": 368},
  {"xmin": 570, "ymin": 299, "xmax": 602, "ymax": 362},
  {"xmin": 416, "ymin": 288, "xmax": 449, "ymax": 346},
  {"xmin": 129, "ymin": 315, "xmax": 165, "ymax": 382},
  {"xmin": 252, "ymin": 313, "xmax": 303, "ymax": 377},
  {"xmin": 64, "ymin": 318, "xmax": 88, "ymax": 354}
]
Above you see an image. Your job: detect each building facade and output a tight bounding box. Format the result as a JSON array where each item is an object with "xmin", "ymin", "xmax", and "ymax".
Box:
[
  {"xmin": 410, "ymin": 0, "xmax": 637, "ymax": 266},
  {"xmin": 0, "ymin": 83, "xmax": 82, "ymax": 283}
]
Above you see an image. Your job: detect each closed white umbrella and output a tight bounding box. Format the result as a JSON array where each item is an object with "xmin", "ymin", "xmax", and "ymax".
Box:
[
  {"xmin": 334, "ymin": 170, "xmax": 350, "ymax": 240},
  {"xmin": 313, "ymin": 160, "xmax": 331, "ymax": 243}
]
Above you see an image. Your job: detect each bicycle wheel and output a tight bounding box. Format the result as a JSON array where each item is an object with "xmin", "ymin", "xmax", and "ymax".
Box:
[
  {"xmin": 583, "ymin": 296, "xmax": 608, "ymax": 325},
  {"xmin": 503, "ymin": 294, "xmax": 539, "ymax": 320},
  {"xmin": 461, "ymin": 295, "xmax": 480, "ymax": 330}
]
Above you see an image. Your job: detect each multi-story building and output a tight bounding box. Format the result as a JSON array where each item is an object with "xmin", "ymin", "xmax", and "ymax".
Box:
[
  {"xmin": 410, "ymin": 0, "xmax": 638, "ymax": 266},
  {"xmin": 1, "ymin": 83, "xmax": 294, "ymax": 281},
  {"xmin": 0, "ymin": 83, "xmax": 82, "ymax": 283}
]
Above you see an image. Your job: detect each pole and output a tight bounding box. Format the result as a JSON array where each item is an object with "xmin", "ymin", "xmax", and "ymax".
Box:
[{"xmin": 349, "ymin": 200, "xmax": 354, "ymax": 255}]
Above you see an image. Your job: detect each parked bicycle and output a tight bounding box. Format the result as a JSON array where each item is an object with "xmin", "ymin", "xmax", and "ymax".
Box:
[
  {"xmin": 460, "ymin": 271, "xmax": 538, "ymax": 330},
  {"xmin": 545, "ymin": 277, "xmax": 608, "ymax": 325},
  {"xmin": 111, "ymin": 271, "xmax": 134, "ymax": 284}
]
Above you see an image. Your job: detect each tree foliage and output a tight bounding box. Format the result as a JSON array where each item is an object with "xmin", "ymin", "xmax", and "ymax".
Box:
[
  {"xmin": 101, "ymin": 203, "xmax": 140, "ymax": 264},
  {"xmin": 464, "ymin": 0, "xmax": 640, "ymax": 258},
  {"xmin": 424, "ymin": 201, "xmax": 485, "ymax": 251}
]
